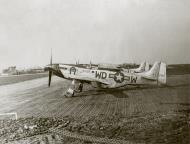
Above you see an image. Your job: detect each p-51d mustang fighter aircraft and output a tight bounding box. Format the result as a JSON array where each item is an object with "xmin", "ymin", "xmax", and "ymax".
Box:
[{"xmin": 45, "ymin": 60, "xmax": 166, "ymax": 97}]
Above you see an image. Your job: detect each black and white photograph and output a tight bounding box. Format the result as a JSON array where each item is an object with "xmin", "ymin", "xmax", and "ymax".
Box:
[{"xmin": 0, "ymin": 0, "xmax": 189, "ymax": 143}]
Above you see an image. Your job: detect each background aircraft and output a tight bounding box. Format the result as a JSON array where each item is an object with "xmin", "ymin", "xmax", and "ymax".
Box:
[
  {"xmin": 122, "ymin": 61, "xmax": 149, "ymax": 73},
  {"xmin": 86, "ymin": 61, "xmax": 149, "ymax": 73}
]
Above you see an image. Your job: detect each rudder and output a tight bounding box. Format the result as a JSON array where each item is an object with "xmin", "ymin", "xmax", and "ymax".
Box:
[
  {"xmin": 158, "ymin": 62, "xmax": 166, "ymax": 85},
  {"xmin": 145, "ymin": 62, "xmax": 149, "ymax": 72}
]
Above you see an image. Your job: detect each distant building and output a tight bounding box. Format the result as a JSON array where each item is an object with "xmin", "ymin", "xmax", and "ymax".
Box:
[
  {"xmin": 2, "ymin": 66, "xmax": 18, "ymax": 75},
  {"xmin": 27, "ymin": 67, "xmax": 45, "ymax": 74},
  {"xmin": 2, "ymin": 66, "xmax": 45, "ymax": 75}
]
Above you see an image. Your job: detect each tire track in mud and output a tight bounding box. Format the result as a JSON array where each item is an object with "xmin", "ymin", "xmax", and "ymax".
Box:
[
  {"xmin": 71, "ymin": 96, "xmax": 93, "ymax": 117},
  {"xmin": 106, "ymin": 95, "xmax": 122, "ymax": 116},
  {"xmin": 132, "ymin": 89, "xmax": 157, "ymax": 114},
  {"xmin": 86, "ymin": 94, "xmax": 108, "ymax": 117},
  {"xmin": 33, "ymin": 95, "xmax": 70, "ymax": 118},
  {"xmin": 72, "ymin": 104, "xmax": 87, "ymax": 117},
  {"xmin": 138, "ymin": 90, "xmax": 150, "ymax": 114},
  {"xmin": 138, "ymin": 90, "xmax": 147, "ymax": 114},
  {"xmin": 82, "ymin": 103, "xmax": 96, "ymax": 117},
  {"xmin": 117, "ymin": 98, "xmax": 124, "ymax": 115},
  {"xmin": 61, "ymin": 97, "xmax": 84, "ymax": 116},
  {"xmin": 121, "ymin": 91, "xmax": 130, "ymax": 114},
  {"xmin": 133, "ymin": 91, "xmax": 144, "ymax": 115},
  {"xmin": 77, "ymin": 104, "xmax": 92, "ymax": 117},
  {"xmin": 68, "ymin": 97, "xmax": 89, "ymax": 116},
  {"xmin": 126, "ymin": 91, "xmax": 137, "ymax": 115},
  {"xmin": 114, "ymin": 97, "xmax": 121, "ymax": 115},
  {"xmin": 56, "ymin": 98, "xmax": 80, "ymax": 117},
  {"xmin": 76, "ymin": 94, "xmax": 98, "ymax": 117},
  {"xmin": 103, "ymin": 100, "xmax": 115, "ymax": 117},
  {"xmin": 87, "ymin": 95, "xmax": 107, "ymax": 117},
  {"xmin": 62, "ymin": 97, "xmax": 85, "ymax": 117},
  {"xmin": 108, "ymin": 95, "xmax": 118, "ymax": 116},
  {"xmin": 71, "ymin": 97, "xmax": 91, "ymax": 117},
  {"xmin": 74, "ymin": 100, "xmax": 94, "ymax": 117},
  {"xmin": 95, "ymin": 94, "xmax": 111, "ymax": 116},
  {"xmin": 131, "ymin": 91, "xmax": 142, "ymax": 114},
  {"xmin": 142, "ymin": 89, "xmax": 161, "ymax": 113},
  {"xmin": 122, "ymin": 97, "xmax": 128, "ymax": 116},
  {"xmin": 42, "ymin": 100, "xmax": 66, "ymax": 117}
]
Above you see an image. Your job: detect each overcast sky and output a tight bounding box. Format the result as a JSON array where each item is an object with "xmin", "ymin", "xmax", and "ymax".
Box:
[{"xmin": 0, "ymin": 0, "xmax": 190, "ymax": 71}]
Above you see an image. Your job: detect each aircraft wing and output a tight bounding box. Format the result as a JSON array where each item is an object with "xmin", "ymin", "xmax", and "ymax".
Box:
[
  {"xmin": 96, "ymin": 79, "xmax": 111, "ymax": 85},
  {"xmin": 71, "ymin": 75, "xmax": 111, "ymax": 85}
]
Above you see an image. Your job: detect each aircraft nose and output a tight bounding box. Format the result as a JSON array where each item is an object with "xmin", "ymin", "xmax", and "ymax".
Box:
[
  {"xmin": 44, "ymin": 64, "xmax": 51, "ymax": 71},
  {"xmin": 44, "ymin": 64, "xmax": 64, "ymax": 77},
  {"xmin": 44, "ymin": 64, "xmax": 59, "ymax": 70}
]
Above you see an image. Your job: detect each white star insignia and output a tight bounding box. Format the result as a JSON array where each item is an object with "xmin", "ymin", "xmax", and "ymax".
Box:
[{"xmin": 116, "ymin": 73, "xmax": 123, "ymax": 82}]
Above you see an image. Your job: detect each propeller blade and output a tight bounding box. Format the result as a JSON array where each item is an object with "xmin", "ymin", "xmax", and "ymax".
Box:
[
  {"xmin": 48, "ymin": 70, "xmax": 52, "ymax": 87},
  {"xmin": 90, "ymin": 60, "xmax": 92, "ymax": 68},
  {"xmin": 50, "ymin": 48, "xmax": 52, "ymax": 66},
  {"xmin": 48, "ymin": 48, "xmax": 53, "ymax": 87}
]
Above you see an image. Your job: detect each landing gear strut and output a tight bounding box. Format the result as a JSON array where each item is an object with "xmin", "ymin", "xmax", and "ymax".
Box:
[{"xmin": 78, "ymin": 83, "xmax": 83, "ymax": 92}]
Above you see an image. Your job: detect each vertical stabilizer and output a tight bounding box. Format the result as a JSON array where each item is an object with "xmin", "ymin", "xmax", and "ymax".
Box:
[
  {"xmin": 145, "ymin": 62, "xmax": 149, "ymax": 72},
  {"xmin": 134, "ymin": 61, "xmax": 146, "ymax": 73},
  {"xmin": 158, "ymin": 62, "xmax": 167, "ymax": 84},
  {"xmin": 139, "ymin": 61, "xmax": 146, "ymax": 72},
  {"xmin": 143, "ymin": 62, "xmax": 161, "ymax": 80}
]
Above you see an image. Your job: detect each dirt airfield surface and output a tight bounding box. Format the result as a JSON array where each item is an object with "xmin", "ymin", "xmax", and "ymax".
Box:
[{"xmin": 0, "ymin": 67, "xmax": 189, "ymax": 144}]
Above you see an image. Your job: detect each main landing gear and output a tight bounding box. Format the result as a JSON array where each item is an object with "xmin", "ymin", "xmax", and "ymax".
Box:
[{"xmin": 64, "ymin": 80, "xmax": 83, "ymax": 97}]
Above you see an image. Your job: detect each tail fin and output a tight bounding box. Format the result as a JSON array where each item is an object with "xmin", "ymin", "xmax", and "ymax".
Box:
[
  {"xmin": 139, "ymin": 61, "xmax": 146, "ymax": 72},
  {"xmin": 143, "ymin": 62, "xmax": 161, "ymax": 80},
  {"xmin": 134, "ymin": 61, "xmax": 146, "ymax": 73},
  {"xmin": 145, "ymin": 62, "xmax": 149, "ymax": 72},
  {"xmin": 158, "ymin": 62, "xmax": 166, "ymax": 84}
]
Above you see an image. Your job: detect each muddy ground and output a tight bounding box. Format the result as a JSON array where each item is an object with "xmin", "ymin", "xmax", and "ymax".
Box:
[
  {"xmin": 0, "ymin": 111, "xmax": 189, "ymax": 144},
  {"xmin": 0, "ymin": 65, "xmax": 189, "ymax": 143}
]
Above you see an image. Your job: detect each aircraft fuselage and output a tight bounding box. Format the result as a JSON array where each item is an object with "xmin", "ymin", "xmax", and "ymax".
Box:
[{"xmin": 58, "ymin": 64, "xmax": 155, "ymax": 88}]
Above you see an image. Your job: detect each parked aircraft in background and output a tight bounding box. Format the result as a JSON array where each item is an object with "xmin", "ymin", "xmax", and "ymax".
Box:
[
  {"xmin": 87, "ymin": 61, "xmax": 149, "ymax": 73},
  {"xmin": 122, "ymin": 61, "xmax": 149, "ymax": 73}
]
